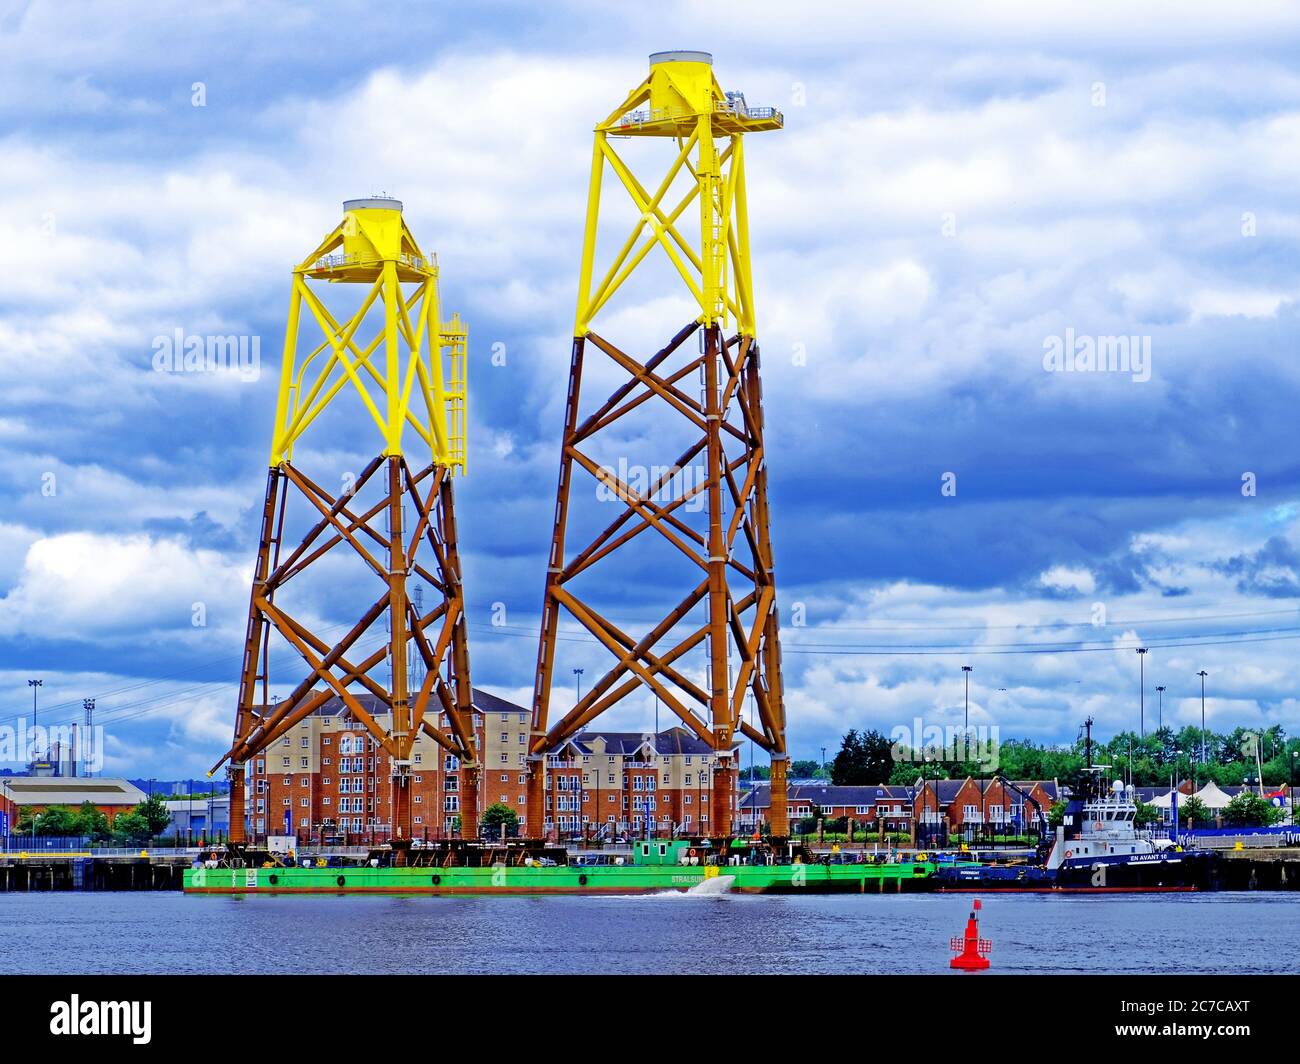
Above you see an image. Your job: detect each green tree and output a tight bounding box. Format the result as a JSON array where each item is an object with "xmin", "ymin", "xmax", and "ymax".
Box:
[
  {"xmin": 830, "ymin": 729, "xmax": 892, "ymax": 785},
  {"xmin": 1133, "ymin": 800, "xmax": 1161, "ymax": 827},
  {"xmin": 790, "ymin": 759, "xmax": 819, "ymax": 779},
  {"xmin": 794, "ymin": 802, "xmax": 824, "ymax": 836},
  {"xmin": 1222, "ymin": 792, "xmax": 1282, "ymax": 828},
  {"xmin": 1047, "ymin": 799, "xmax": 1068, "ymax": 829},
  {"xmin": 33, "ymin": 805, "xmax": 79, "ymax": 836},
  {"xmin": 480, "ymin": 802, "xmax": 519, "ymax": 833},
  {"xmin": 111, "ymin": 811, "xmax": 151, "ymax": 845},
  {"xmin": 73, "ymin": 801, "xmax": 111, "ymax": 843},
  {"xmin": 1180, "ymin": 796, "xmax": 1210, "ymax": 826},
  {"xmin": 135, "ymin": 794, "xmax": 171, "ymax": 837}
]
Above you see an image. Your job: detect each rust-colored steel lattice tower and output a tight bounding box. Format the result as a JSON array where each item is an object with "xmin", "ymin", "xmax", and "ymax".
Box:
[
  {"xmin": 528, "ymin": 52, "xmax": 789, "ymax": 840},
  {"xmin": 211, "ymin": 197, "xmax": 478, "ymax": 852}
]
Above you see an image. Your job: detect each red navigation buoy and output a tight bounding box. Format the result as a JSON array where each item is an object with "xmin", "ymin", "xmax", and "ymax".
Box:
[{"xmin": 949, "ymin": 898, "xmax": 992, "ymax": 971}]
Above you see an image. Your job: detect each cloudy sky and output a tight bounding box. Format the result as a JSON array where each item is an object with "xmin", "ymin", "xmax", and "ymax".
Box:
[{"xmin": 2, "ymin": 1, "xmax": 1299, "ymax": 779}]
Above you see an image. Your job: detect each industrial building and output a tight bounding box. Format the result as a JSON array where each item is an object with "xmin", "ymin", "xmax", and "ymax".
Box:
[{"xmin": 0, "ymin": 777, "xmax": 146, "ymax": 830}]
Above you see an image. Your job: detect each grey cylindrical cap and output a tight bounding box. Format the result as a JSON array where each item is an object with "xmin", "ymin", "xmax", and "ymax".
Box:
[
  {"xmin": 649, "ymin": 51, "xmax": 713, "ymax": 67},
  {"xmin": 343, "ymin": 197, "xmax": 403, "ymax": 212}
]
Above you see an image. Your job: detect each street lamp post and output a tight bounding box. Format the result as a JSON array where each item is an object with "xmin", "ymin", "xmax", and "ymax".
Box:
[
  {"xmin": 1197, "ymin": 671, "xmax": 1208, "ymax": 764},
  {"xmin": 961, "ymin": 665, "xmax": 973, "ymax": 735},
  {"xmin": 1155, "ymin": 685, "xmax": 1165, "ymax": 733},
  {"xmin": 1135, "ymin": 649, "xmax": 1148, "ymax": 738},
  {"xmin": 27, "ymin": 679, "xmax": 42, "ymax": 760},
  {"xmin": 82, "ymin": 698, "xmax": 95, "ymax": 778},
  {"xmin": 573, "ymin": 668, "xmax": 584, "ymax": 705},
  {"xmin": 1290, "ymin": 751, "xmax": 1298, "ymax": 826}
]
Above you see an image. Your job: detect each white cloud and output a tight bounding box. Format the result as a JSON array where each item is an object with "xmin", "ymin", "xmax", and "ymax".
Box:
[
  {"xmin": 0, "ymin": 532, "xmax": 248, "ymax": 639},
  {"xmin": 1039, "ymin": 565, "xmax": 1097, "ymax": 595}
]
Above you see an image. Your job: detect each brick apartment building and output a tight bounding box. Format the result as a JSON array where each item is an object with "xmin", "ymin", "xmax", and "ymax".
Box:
[
  {"xmin": 542, "ymin": 727, "xmax": 737, "ymax": 839},
  {"xmin": 738, "ymin": 777, "xmax": 1062, "ymax": 841},
  {"xmin": 245, "ymin": 688, "xmax": 736, "ymax": 843}
]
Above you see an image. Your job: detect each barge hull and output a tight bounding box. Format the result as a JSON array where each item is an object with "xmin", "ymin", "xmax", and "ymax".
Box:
[{"xmin": 183, "ymin": 862, "xmax": 936, "ymax": 895}]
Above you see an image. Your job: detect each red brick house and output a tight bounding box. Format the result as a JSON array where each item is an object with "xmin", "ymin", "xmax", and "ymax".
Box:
[
  {"xmin": 913, "ymin": 777, "xmax": 1060, "ymax": 840},
  {"xmin": 738, "ymin": 783, "xmax": 916, "ymax": 833}
]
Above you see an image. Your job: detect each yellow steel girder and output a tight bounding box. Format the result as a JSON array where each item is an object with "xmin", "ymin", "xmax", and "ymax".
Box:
[
  {"xmin": 573, "ymin": 52, "xmax": 781, "ymax": 336},
  {"xmin": 269, "ymin": 199, "xmax": 468, "ymax": 470}
]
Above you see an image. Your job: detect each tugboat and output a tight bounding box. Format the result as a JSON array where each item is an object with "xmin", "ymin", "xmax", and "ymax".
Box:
[
  {"xmin": 1043, "ymin": 776, "xmax": 1217, "ymax": 891},
  {"xmin": 934, "ymin": 718, "xmax": 1220, "ymax": 893}
]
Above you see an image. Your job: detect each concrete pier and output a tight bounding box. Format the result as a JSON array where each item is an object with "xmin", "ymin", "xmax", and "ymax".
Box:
[{"xmin": 0, "ymin": 851, "xmax": 190, "ymax": 891}]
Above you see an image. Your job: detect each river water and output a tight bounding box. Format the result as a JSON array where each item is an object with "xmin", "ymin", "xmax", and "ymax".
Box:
[{"xmin": 2, "ymin": 892, "xmax": 1295, "ymax": 974}]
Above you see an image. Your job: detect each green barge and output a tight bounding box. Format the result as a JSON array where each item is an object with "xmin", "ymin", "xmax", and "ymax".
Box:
[{"xmin": 183, "ymin": 839, "xmax": 938, "ymax": 896}]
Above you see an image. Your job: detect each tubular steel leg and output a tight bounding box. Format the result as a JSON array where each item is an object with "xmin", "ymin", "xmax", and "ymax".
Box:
[
  {"xmin": 460, "ymin": 765, "xmax": 480, "ymax": 840},
  {"xmin": 769, "ymin": 754, "xmax": 788, "ymax": 838},
  {"xmin": 528, "ymin": 336, "xmax": 586, "ymax": 839},
  {"xmin": 703, "ymin": 325, "xmax": 734, "ymax": 840},
  {"xmin": 527, "ymin": 322, "xmax": 787, "ymax": 844},
  {"xmin": 228, "ymin": 765, "xmax": 246, "ymax": 845},
  {"xmin": 525, "ymin": 758, "xmax": 546, "ymax": 840}
]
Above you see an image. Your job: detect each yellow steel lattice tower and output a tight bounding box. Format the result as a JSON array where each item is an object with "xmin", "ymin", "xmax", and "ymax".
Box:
[
  {"xmin": 529, "ymin": 53, "xmax": 790, "ymax": 841},
  {"xmin": 213, "ymin": 197, "xmax": 479, "ymax": 853}
]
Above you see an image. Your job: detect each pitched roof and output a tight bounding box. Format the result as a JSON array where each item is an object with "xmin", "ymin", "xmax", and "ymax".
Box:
[
  {"xmin": 472, "ymin": 688, "xmax": 529, "ymax": 716},
  {"xmin": 739, "ymin": 783, "xmax": 913, "ymax": 809},
  {"xmin": 1193, "ymin": 780, "xmax": 1235, "ymax": 808},
  {"xmin": 0, "ymin": 777, "xmax": 145, "ymax": 807},
  {"xmin": 565, "ymin": 727, "xmax": 726, "ymax": 757},
  {"xmin": 270, "ymin": 686, "xmax": 526, "ymax": 720}
]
